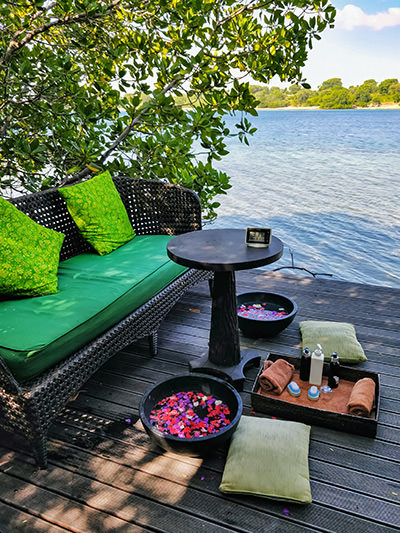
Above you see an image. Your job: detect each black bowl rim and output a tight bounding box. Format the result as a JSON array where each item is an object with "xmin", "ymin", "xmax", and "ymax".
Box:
[
  {"xmin": 237, "ymin": 291, "xmax": 298, "ymax": 323},
  {"xmin": 139, "ymin": 373, "xmax": 243, "ymax": 443}
]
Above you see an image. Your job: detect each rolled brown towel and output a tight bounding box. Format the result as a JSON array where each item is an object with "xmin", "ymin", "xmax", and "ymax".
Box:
[
  {"xmin": 347, "ymin": 378, "xmax": 376, "ymax": 417},
  {"xmin": 258, "ymin": 358, "xmax": 295, "ymax": 395}
]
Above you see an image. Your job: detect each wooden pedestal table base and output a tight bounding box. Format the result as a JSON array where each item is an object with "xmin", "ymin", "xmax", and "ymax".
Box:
[
  {"xmin": 189, "ymin": 271, "xmax": 261, "ymax": 390},
  {"xmin": 167, "ymin": 229, "xmax": 283, "ymax": 391}
]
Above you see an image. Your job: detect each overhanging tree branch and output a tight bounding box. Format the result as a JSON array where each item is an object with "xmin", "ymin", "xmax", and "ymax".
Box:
[
  {"xmin": 1, "ymin": 0, "xmax": 336, "ymax": 218},
  {"xmin": 66, "ymin": 75, "xmax": 185, "ymax": 183},
  {"xmin": 2, "ymin": 0, "xmax": 123, "ymax": 64},
  {"xmin": 65, "ymin": 1, "xmax": 276, "ymax": 184}
]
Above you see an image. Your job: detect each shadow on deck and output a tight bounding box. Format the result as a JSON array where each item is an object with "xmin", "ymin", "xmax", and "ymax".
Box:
[{"xmin": 1, "ymin": 271, "xmax": 399, "ymax": 532}]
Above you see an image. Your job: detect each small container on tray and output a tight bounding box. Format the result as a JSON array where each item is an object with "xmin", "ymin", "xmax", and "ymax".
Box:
[{"xmin": 251, "ymin": 353, "xmax": 380, "ymax": 437}]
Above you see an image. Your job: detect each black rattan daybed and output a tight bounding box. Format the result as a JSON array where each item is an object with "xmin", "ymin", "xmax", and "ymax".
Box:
[{"xmin": 0, "ymin": 176, "xmax": 211, "ymax": 467}]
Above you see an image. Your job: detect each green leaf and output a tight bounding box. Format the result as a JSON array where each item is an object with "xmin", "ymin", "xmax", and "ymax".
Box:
[{"xmin": 20, "ymin": 60, "xmax": 31, "ymax": 76}]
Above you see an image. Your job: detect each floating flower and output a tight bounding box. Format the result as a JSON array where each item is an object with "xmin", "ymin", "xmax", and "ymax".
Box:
[
  {"xmin": 237, "ymin": 303, "xmax": 288, "ymax": 321},
  {"xmin": 149, "ymin": 391, "xmax": 231, "ymax": 438}
]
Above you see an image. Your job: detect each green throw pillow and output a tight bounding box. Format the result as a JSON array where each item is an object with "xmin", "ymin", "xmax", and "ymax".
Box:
[
  {"xmin": 299, "ymin": 320, "xmax": 367, "ymax": 363},
  {"xmin": 0, "ymin": 197, "xmax": 65, "ymax": 297},
  {"xmin": 219, "ymin": 416, "xmax": 312, "ymax": 504},
  {"xmin": 59, "ymin": 171, "xmax": 135, "ymax": 255}
]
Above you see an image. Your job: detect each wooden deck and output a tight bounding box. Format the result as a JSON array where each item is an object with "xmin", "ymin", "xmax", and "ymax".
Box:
[{"xmin": 1, "ymin": 271, "xmax": 399, "ymax": 532}]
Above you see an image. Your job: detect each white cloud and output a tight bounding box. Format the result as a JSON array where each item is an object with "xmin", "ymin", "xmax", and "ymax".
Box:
[{"xmin": 336, "ymin": 4, "xmax": 400, "ymax": 31}]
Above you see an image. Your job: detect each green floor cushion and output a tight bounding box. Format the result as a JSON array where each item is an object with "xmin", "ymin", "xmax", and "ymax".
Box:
[
  {"xmin": 219, "ymin": 416, "xmax": 312, "ymax": 504},
  {"xmin": 0, "ymin": 235, "xmax": 187, "ymax": 381},
  {"xmin": 299, "ymin": 320, "xmax": 367, "ymax": 363}
]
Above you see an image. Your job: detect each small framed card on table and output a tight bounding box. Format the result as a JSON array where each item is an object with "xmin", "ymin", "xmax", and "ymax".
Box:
[{"xmin": 245, "ymin": 227, "xmax": 272, "ymax": 248}]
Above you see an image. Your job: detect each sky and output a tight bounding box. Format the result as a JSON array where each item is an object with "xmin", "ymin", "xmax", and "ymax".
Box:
[{"xmin": 297, "ymin": 0, "xmax": 400, "ymax": 89}]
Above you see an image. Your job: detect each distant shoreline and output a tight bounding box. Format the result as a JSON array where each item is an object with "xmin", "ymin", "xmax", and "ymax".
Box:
[
  {"xmin": 257, "ymin": 103, "xmax": 400, "ymax": 111},
  {"xmin": 178, "ymin": 103, "xmax": 400, "ymax": 112}
]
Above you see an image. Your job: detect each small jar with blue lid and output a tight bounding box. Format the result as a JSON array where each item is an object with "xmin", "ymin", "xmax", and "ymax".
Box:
[
  {"xmin": 308, "ymin": 385, "xmax": 320, "ymax": 401},
  {"xmin": 288, "ymin": 381, "xmax": 301, "ymax": 397}
]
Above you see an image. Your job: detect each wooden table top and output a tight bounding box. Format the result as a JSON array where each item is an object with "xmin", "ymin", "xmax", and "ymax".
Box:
[{"xmin": 167, "ymin": 228, "xmax": 283, "ymax": 271}]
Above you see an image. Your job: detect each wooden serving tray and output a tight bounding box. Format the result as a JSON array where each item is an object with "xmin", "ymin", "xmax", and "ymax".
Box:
[{"xmin": 251, "ymin": 353, "xmax": 380, "ymax": 437}]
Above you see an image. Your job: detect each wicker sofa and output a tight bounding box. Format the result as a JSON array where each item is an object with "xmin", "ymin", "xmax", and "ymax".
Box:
[{"xmin": 0, "ymin": 176, "xmax": 211, "ymax": 467}]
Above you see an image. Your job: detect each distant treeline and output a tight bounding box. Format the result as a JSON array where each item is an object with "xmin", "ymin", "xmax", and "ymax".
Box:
[
  {"xmin": 250, "ymin": 78, "xmax": 400, "ymax": 109},
  {"xmin": 130, "ymin": 78, "xmax": 400, "ymax": 110}
]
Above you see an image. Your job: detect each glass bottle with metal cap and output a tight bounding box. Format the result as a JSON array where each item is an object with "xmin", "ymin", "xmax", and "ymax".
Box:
[
  {"xmin": 300, "ymin": 347, "xmax": 311, "ymax": 381},
  {"xmin": 328, "ymin": 352, "xmax": 340, "ymax": 389}
]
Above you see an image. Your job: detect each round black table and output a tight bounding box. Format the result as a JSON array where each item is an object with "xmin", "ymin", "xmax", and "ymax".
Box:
[{"xmin": 167, "ymin": 229, "xmax": 283, "ymax": 390}]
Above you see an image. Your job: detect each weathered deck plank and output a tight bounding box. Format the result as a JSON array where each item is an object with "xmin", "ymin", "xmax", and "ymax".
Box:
[{"xmin": 1, "ymin": 271, "xmax": 399, "ymax": 532}]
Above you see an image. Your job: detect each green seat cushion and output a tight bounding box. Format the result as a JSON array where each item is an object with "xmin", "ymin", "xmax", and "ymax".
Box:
[
  {"xmin": 219, "ymin": 416, "xmax": 312, "ymax": 504},
  {"xmin": 59, "ymin": 170, "xmax": 135, "ymax": 255},
  {"xmin": 0, "ymin": 235, "xmax": 187, "ymax": 381},
  {"xmin": 299, "ymin": 320, "xmax": 367, "ymax": 363},
  {"xmin": 0, "ymin": 196, "xmax": 64, "ymax": 297}
]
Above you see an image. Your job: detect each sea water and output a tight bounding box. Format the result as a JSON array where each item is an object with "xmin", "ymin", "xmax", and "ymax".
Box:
[{"xmin": 209, "ymin": 109, "xmax": 400, "ymax": 288}]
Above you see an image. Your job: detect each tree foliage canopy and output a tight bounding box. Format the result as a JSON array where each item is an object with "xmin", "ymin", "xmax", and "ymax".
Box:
[
  {"xmin": 1, "ymin": 0, "xmax": 335, "ymax": 218},
  {"xmin": 319, "ymin": 77, "xmax": 342, "ymax": 91}
]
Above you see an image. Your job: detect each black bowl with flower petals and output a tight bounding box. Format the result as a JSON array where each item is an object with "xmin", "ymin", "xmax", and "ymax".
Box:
[{"xmin": 140, "ymin": 373, "xmax": 242, "ymax": 456}]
